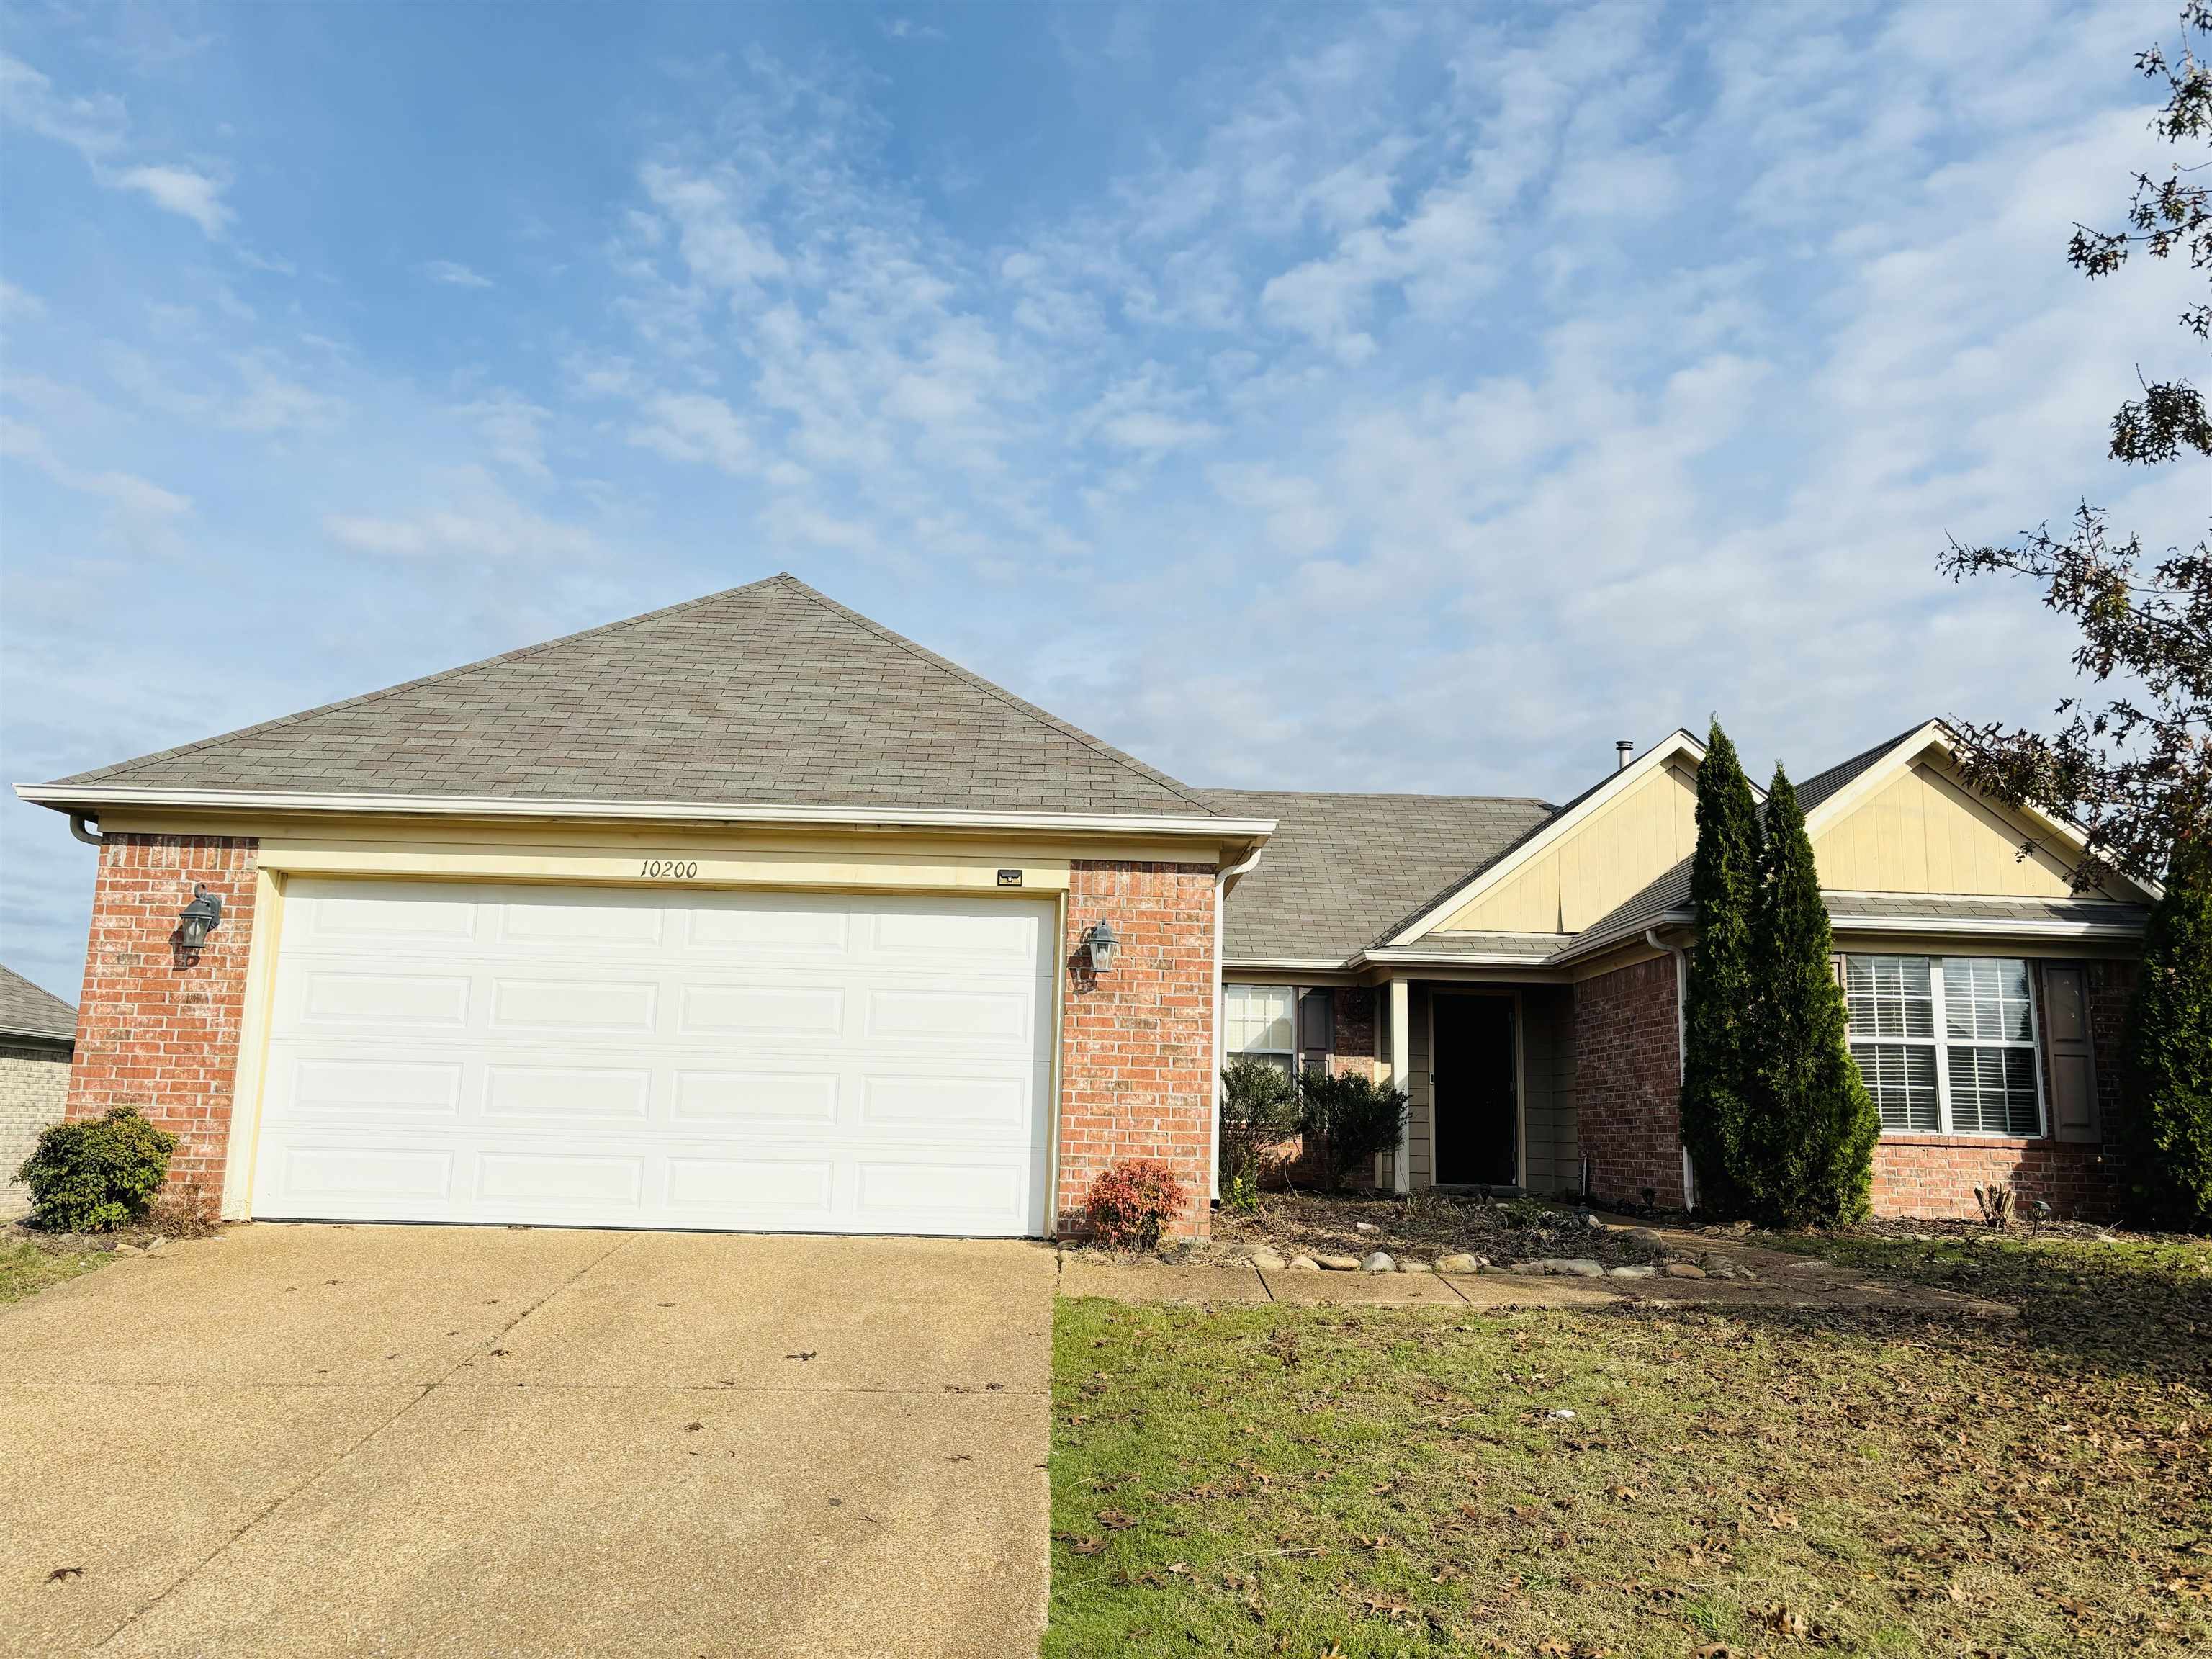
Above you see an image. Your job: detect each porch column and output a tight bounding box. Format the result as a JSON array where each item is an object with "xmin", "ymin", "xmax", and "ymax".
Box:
[{"xmin": 1388, "ymin": 977, "xmax": 1411, "ymax": 1193}]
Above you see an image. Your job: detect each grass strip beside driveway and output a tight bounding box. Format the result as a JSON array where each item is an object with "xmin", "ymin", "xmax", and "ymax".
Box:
[
  {"xmin": 1048, "ymin": 1282, "xmax": 2211, "ymax": 1657},
  {"xmin": 0, "ymin": 1235, "xmax": 113, "ymax": 1305}
]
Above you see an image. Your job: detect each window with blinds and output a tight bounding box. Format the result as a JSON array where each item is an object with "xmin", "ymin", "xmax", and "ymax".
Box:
[
  {"xmin": 1223, "ymin": 984, "xmax": 1298, "ymax": 1077},
  {"xmin": 1843, "ymin": 954, "xmax": 2042, "ymax": 1137}
]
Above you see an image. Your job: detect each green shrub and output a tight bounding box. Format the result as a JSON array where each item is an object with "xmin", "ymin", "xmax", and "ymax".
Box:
[
  {"xmin": 1297, "ymin": 1071, "xmax": 1410, "ymax": 1190},
  {"xmin": 1679, "ymin": 719, "xmax": 1763, "ymax": 1218},
  {"xmin": 1218, "ymin": 1057, "xmax": 1299, "ymax": 1210},
  {"xmin": 17, "ymin": 1107, "xmax": 178, "ymax": 1233},
  {"xmin": 1085, "ymin": 1159, "xmax": 1190, "ymax": 1250},
  {"xmin": 2125, "ymin": 835, "xmax": 2212, "ymax": 1231}
]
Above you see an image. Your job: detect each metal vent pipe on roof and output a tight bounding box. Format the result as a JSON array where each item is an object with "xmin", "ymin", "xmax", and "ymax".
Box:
[{"xmin": 1615, "ymin": 739, "xmax": 1634, "ymax": 770}]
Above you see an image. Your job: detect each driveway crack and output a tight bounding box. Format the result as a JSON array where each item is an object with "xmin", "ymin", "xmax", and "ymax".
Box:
[{"xmin": 92, "ymin": 1233, "xmax": 638, "ymax": 1650}]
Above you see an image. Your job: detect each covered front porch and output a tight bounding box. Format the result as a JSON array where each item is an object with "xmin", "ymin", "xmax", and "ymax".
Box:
[{"xmin": 1222, "ymin": 967, "xmax": 1584, "ymax": 1200}]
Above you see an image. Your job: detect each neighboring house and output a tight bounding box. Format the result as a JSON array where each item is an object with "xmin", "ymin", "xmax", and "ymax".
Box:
[
  {"xmin": 1, "ymin": 964, "xmax": 78, "ymax": 1206},
  {"xmin": 14, "ymin": 576, "xmax": 2155, "ymax": 1238}
]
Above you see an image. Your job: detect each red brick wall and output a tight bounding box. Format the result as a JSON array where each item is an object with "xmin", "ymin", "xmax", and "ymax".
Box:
[
  {"xmin": 66, "ymin": 834, "xmax": 258, "ymax": 1220},
  {"xmin": 1573, "ymin": 954, "xmax": 1684, "ymax": 1208},
  {"xmin": 1058, "ymin": 860, "xmax": 1218, "ymax": 1238},
  {"xmin": 1331, "ymin": 987, "xmax": 1376, "ymax": 1081}
]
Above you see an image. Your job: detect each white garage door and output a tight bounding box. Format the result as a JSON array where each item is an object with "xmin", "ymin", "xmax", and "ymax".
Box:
[{"xmin": 250, "ymin": 878, "xmax": 1057, "ymax": 1236}]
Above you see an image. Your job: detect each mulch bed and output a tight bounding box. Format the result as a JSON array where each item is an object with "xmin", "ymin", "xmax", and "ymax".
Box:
[{"xmin": 1110, "ymin": 1189, "xmax": 1673, "ymax": 1268}]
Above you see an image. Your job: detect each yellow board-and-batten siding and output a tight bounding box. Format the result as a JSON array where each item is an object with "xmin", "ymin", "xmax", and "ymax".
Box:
[
  {"xmin": 1432, "ymin": 759, "xmax": 1700, "ymax": 935},
  {"xmin": 1808, "ymin": 760, "xmax": 2120, "ymax": 899}
]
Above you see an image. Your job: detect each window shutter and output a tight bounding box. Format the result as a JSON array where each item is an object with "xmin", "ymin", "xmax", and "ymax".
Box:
[
  {"xmin": 1299, "ymin": 988, "xmax": 1334, "ymax": 1071},
  {"xmin": 2039, "ymin": 963, "xmax": 2099, "ymax": 1143}
]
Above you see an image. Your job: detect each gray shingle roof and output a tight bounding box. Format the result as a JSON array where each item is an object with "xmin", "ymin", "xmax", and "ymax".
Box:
[
  {"xmin": 1204, "ymin": 790, "xmax": 1555, "ymax": 962},
  {"xmin": 0, "ymin": 966, "xmax": 76, "ymax": 1046},
  {"xmin": 1794, "ymin": 722, "xmax": 1929, "ymax": 814},
  {"xmin": 51, "ymin": 576, "xmax": 1222, "ymax": 819},
  {"xmin": 1826, "ymin": 893, "xmax": 2148, "ymax": 932}
]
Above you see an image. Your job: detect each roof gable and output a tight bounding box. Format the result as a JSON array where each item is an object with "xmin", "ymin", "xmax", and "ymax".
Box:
[
  {"xmin": 1386, "ymin": 730, "xmax": 1710, "ymax": 945},
  {"xmin": 45, "ymin": 575, "xmax": 1220, "ymax": 819}
]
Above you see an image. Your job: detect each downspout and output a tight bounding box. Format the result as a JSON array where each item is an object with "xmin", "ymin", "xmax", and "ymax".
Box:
[
  {"xmin": 68, "ymin": 812, "xmax": 104, "ymax": 846},
  {"xmin": 1212, "ymin": 842, "xmax": 1268, "ymax": 1202},
  {"xmin": 1647, "ymin": 927, "xmax": 1696, "ymax": 1213}
]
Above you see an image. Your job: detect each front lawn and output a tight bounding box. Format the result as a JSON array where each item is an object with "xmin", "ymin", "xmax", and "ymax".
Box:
[
  {"xmin": 0, "ymin": 1233, "xmax": 113, "ymax": 1304},
  {"xmin": 1050, "ymin": 1238, "xmax": 2212, "ymax": 1655}
]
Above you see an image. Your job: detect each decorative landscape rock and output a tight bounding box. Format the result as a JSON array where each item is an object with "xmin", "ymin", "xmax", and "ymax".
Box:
[
  {"xmin": 1249, "ymin": 1250, "xmax": 1286, "ymax": 1271},
  {"xmin": 1397, "ymin": 1260, "xmax": 1432, "ymax": 1273},
  {"xmin": 1663, "ymin": 1262, "xmax": 1707, "ymax": 1279},
  {"xmin": 1316, "ymin": 1254, "xmax": 1362, "ymax": 1272},
  {"xmin": 1539, "ymin": 1258, "xmax": 1606, "ymax": 1278},
  {"xmin": 1354, "ymin": 1221, "xmax": 1380, "ymax": 1234},
  {"xmin": 1359, "ymin": 1251, "xmax": 1396, "ymax": 1273},
  {"xmin": 1435, "ymin": 1253, "xmax": 1483, "ymax": 1274},
  {"xmin": 1606, "ymin": 1264, "xmax": 1656, "ymax": 1279},
  {"xmin": 1625, "ymin": 1228, "xmax": 1667, "ymax": 1248},
  {"xmin": 1285, "ymin": 1255, "xmax": 1321, "ymax": 1271}
]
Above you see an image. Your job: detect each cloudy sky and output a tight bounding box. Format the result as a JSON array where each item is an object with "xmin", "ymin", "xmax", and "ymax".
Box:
[{"xmin": 1, "ymin": 1, "xmax": 2201, "ymax": 999}]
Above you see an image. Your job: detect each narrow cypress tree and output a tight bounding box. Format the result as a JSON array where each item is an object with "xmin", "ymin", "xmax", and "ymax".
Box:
[
  {"xmin": 1678, "ymin": 719, "xmax": 1763, "ymax": 1216},
  {"xmin": 1739, "ymin": 765, "xmax": 1880, "ymax": 1225},
  {"xmin": 2124, "ymin": 835, "xmax": 2212, "ymax": 1231}
]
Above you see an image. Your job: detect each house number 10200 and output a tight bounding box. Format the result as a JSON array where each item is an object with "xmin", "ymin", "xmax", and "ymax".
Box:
[{"xmin": 639, "ymin": 860, "xmax": 699, "ymax": 878}]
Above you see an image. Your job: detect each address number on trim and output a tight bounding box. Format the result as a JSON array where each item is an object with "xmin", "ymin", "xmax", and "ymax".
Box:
[{"xmin": 639, "ymin": 859, "xmax": 700, "ymax": 878}]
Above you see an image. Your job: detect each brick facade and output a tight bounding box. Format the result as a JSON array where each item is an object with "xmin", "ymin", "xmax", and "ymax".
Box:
[
  {"xmin": 1573, "ymin": 955, "xmax": 1684, "ymax": 1208},
  {"xmin": 1867, "ymin": 957, "xmax": 2137, "ymax": 1223},
  {"xmin": 1, "ymin": 1044, "xmax": 73, "ymax": 1208},
  {"xmin": 1056, "ymin": 860, "xmax": 1219, "ymax": 1238},
  {"xmin": 1328, "ymin": 986, "xmax": 1377, "ymax": 1080},
  {"xmin": 65, "ymin": 834, "xmax": 259, "ymax": 1220}
]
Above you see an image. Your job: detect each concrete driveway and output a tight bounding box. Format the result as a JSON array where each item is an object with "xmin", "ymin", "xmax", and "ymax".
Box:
[{"xmin": 1, "ymin": 1224, "xmax": 1054, "ymax": 1658}]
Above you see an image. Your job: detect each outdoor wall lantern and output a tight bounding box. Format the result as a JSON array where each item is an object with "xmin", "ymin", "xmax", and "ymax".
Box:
[
  {"xmin": 1082, "ymin": 919, "xmax": 1119, "ymax": 974},
  {"xmin": 177, "ymin": 884, "xmax": 223, "ymax": 958}
]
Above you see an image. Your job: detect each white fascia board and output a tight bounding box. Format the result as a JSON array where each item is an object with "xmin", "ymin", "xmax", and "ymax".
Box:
[
  {"xmin": 1222, "ymin": 957, "xmax": 1356, "ymax": 972},
  {"xmin": 1828, "ymin": 913, "xmax": 2146, "ymax": 940},
  {"xmin": 16, "ymin": 782, "xmax": 1275, "ymax": 844},
  {"xmin": 1384, "ymin": 728, "xmax": 1710, "ymax": 948},
  {"xmin": 1358, "ymin": 947, "xmax": 1563, "ymax": 967}
]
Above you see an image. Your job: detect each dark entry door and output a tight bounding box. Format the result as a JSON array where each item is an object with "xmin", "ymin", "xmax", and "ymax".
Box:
[{"xmin": 1433, "ymin": 994, "xmax": 1517, "ymax": 1187}]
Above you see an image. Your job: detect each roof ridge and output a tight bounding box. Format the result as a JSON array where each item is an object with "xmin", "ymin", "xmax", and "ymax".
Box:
[
  {"xmin": 63, "ymin": 575, "xmax": 792, "ymax": 788},
  {"xmin": 1203, "ymin": 787, "xmax": 1555, "ymax": 806},
  {"xmin": 770, "ymin": 574, "xmax": 1221, "ymax": 816}
]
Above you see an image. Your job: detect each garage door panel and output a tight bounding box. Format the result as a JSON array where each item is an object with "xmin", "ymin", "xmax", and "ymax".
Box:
[
  {"xmin": 300, "ymin": 971, "xmax": 472, "ymax": 1028},
  {"xmin": 496, "ymin": 895, "xmax": 667, "ymax": 946},
  {"xmin": 476, "ymin": 1151, "xmax": 645, "ymax": 1208},
  {"xmin": 276, "ymin": 1143, "xmax": 457, "ymax": 1204},
  {"xmin": 678, "ymin": 984, "xmax": 845, "ymax": 1038},
  {"xmin": 482, "ymin": 1065, "xmax": 653, "ymax": 1123},
  {"xmin": 685, "ymin": 896, "xmax": 853, "ymax": 955},
  {"xmin": 253, "ymin": 879, "xmax": 1056, "ymax": 1236},
  {"xmin": 287, "ymin": 1057, "xmax": 464, "ymax": 1118},
  {"xmin": 670, "ymin": 1069, "xmax": 840, "ymax": 1128},
  {"xmin": 490, "ymin": 978, "xmax": 659, "ymax": 1033},
  {"xmin": 665, "ymin": 1154, "xmax": 835, "ymax": 1217}
]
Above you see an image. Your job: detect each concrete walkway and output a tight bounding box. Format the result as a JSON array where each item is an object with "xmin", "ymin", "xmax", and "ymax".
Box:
[
  {"xmin": 1059, "ymin": 1230, "xmax": 2015, "ymax": 1318},
  {"xmin": 1, "ymin": 1224, "xmax": 1055, "ymax": 1659}
]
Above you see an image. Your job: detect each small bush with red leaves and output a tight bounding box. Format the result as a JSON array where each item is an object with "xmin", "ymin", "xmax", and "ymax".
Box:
[{"xmin": 1084, "ymin": 1159, "xmax": 1189, "ymax": 1250}]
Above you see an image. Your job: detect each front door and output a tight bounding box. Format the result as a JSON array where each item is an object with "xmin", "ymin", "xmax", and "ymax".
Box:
[{"xmin": 1432, "ymin": 994, "xmax": 1517, "ymax": 1187}]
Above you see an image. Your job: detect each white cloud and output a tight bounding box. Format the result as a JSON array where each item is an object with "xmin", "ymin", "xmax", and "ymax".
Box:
[
  {"xmin": 626, "ymin": 391, "xmax": 754, "ymax": 474},
  {"xmin": 112, "ymin": 163, "xmax": 230, "ymax": 236},
  {"xmin": 325, "ymin": 468, "xmax": 597, "ymax": 565},
  {"xmin": 419, "ymin": 258, "xmax": 494, "ymax": 289}
]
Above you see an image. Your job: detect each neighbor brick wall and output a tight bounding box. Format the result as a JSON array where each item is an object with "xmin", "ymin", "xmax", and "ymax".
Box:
[
  {"xmin": 1868, "ymin": 956, "xmax": 2137, "ymax": 1223},
  {"xmin": 1330, "ymin": 987, "xmax": 1376, "ymax": 1081},
  {"xmin": 1573, "ymin": 955, "xmax": 1684, "ymax": 1209},
  {"xmin": 1057, "ymin": 860, "xmax": 1218, "ymax": 1238},
  {"xmin": 1, "ymin": 1045, "xmax": 73, "ymax": 1205},
  {"xmin": 66, "ymin": 835, "xmax": 258, "ymax": 1220}
]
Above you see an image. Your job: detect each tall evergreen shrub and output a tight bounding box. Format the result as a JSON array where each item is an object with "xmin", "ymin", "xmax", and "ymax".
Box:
[
  {"xmin": 1678, "ymin": 720, "xmax": 1763, "ymax": 1216},
  {"xmin": 1737, "ymin": 765, "xmax": 1879, "ymax": 1225},
  {"xmin": 2125, "ymin": 834, "xmax": 2212, "ymax": 1230}
]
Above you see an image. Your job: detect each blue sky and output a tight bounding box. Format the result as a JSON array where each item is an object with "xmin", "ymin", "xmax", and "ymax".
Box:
[{"xmin": 1, "ymin": 1, "xmax": 2200, "ymax": 1000}]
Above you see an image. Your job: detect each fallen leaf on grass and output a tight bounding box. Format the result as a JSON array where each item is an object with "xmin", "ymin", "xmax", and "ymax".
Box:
[
  {"xmin": 1052, "ymin": 1533, "xmax": 1105, "ymax": 1556},
  {"xmin": 1095, "ymin": 1508, "xmax": 1137, "ymax": 1531}
]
